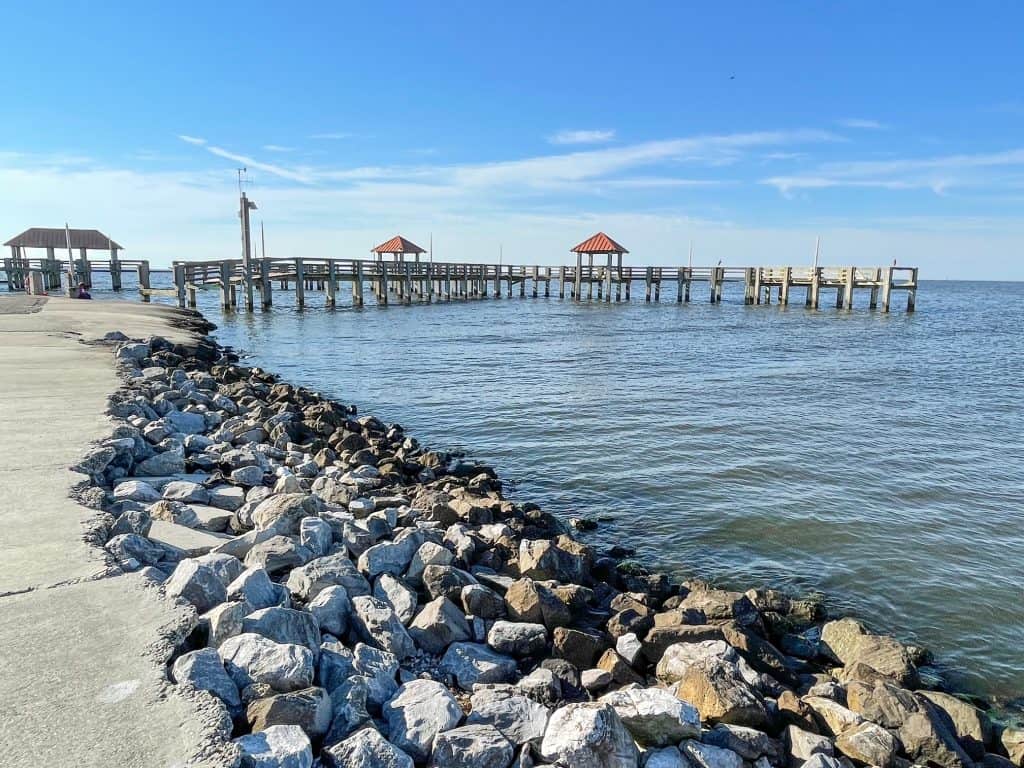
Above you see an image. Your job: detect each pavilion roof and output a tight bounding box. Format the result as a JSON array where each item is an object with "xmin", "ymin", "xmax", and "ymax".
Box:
[
  {"xmin": 4, "ymin": 227, "xmax": 122, "ymax": 250},
  {"xmin": 571, "ymin": 231, "xmax": 628, "ymax": 254},
  {"xmin": 372, "ymin": 235, "xmax": 426, "ymax": 255}
]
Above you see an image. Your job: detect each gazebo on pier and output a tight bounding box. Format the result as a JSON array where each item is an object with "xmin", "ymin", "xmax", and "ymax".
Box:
[
  {"xmin": 571, "ymin": 231, "xmax": 629, "ymax": 301},
  {"xmin": 372, "ymin": 235, "xmax": 427, "ymax": 263},
  {"xmin": 3, "ymin": 227, "xmax": 123, "ymax": 290}
]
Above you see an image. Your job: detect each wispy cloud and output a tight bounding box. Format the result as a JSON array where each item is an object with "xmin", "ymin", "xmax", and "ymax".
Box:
[
  {"xmin": 548, "ymin": 129, "xmax": 616, "ymax": 145},
  {"xmin": 177, "ymin": 134, "xmax": 207, "ymax": 145},
  {"xmin": 263, "ymin": 144, "xmax": 294, "ymax": 153},
  {"xmin": 762, "ymin": 147, "xmax": 1024, "ymax": 196},
  {"xmin": 204, "ymin": 146, "xmax": 313, "ymax": 183},
  {"xmin": 837, "ymin": 118, "xmax": 886, "ymax": 130},
  {"xmin": 309, "ymin": 132, "xmax": 350, "ymax": 140}
]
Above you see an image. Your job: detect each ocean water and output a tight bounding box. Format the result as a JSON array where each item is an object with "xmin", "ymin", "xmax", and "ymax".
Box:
[{"xmin": 102, "ymin": 272, "xmax": 1023, "ymax": 705}]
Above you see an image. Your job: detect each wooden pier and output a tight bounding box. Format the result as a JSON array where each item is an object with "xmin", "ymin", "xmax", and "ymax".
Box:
[{"xmin": 170, "ymin": 256, "xmax": 919, "ymax": 313}]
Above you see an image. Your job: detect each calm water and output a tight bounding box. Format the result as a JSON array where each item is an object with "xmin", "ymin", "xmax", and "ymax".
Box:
[{"xmin": 104, "ymin": 273, "xmax": 1023, "ymax": 705}]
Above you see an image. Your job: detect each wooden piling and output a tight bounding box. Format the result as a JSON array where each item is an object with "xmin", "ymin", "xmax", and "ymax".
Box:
[
  {"xmin": 780, "ymin": 267, "xmax": 792, "ymax": 305},
  {"xmin": 645, "ymin": 267, "xmax": 652, "ymax": 302},
  {"xmin": 173, "ymin": 264, "xmax": 185, "ymax": 307},
  {"xmin": 295, "ymin": 258, "xmax": 305, "ymax": 309},
  {"xmin": 907, "ymin": 268, "xmax": 918, "ymax": 312},
  {"xmin": 138, "ymin": 260, "xmax": 152, "ymax": 302},
  {"xmin": 844, "ymin": 266, "xmax": 856, "ymax": 310},
  {"xmin": 326, "ymin": 260, "xmax": 337, "ymax": 307}
]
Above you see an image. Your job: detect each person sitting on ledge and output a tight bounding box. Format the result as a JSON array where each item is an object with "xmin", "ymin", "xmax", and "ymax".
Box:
[{"xmin": 75, "ymin": 283, "xmax": 92, "ymax": 300}]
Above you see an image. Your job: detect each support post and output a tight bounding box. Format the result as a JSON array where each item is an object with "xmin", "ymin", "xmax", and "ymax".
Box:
[
  {"xmin": 173, "ymin": 264, "xmax": 185, "ymax": 307},
  {"xmin": 753, "ymin": 268, "xmax": 762, "ymax": 304},
  {"xmin": 520, "ymin": 266, "xmax": 526, "ymax": 297},
  {"xmin": 907, "ymin": 268, "xmax": 918, "ymax": 312},
  {"xmin": 403, "ymin": 261, "xmax": 412, "ymax": 305},
  {"xmin": 869, "ymin": 267, "xmax": 881, "ymax": 309},
  {"xmin": 881, "ymin": 267, "xmax": 893, "ymax": 312},
  {"xmin": 78, "ymin": 247, "xmax": 91, "ymax": 287},
  {"xmin": 260, "ymin": 259, "xmax": 273, "ymax": 307},
  {"xmin": 559, "ymin": 265, "xmax": 566, "ymax": 298},
  {"xmin": 532, "ymin": 266, "xmax": 539, "ymax": 297},
  {"xmin": 605, "ymin": 253, "xmax": 612, "ymax": 302},
  {"xmin": 355, "ymin": 260, "xmax": 364, "ymax": 306},
  {"xmin": 626, "ymin": 268, "xmax": 632, "ymax": 300},
  {"xmin": 138, "ymin": 260, "xmax": 151, "ymax": 302},
  {"xmin": 781, "ymin": 267, "xmax": 792, "ymax": 305},
  {"xmin": 574, "ymin": 254, "xmax": 582, "ymax": 301},
  {"xmin": 219, "ymin": 262, "xmax": 232, "ymax": 309},
  {"xmin": 110, "ymin": 246, "xmax": 122, "ymax": 291},
  {"xmin": 380, "ymin": 262, "xmax": 389, "ymax": 304},
  {"xmin": 295, "ymin": 258, "xmax": 305, "ymax": 309},
  {"xmin": 810, "ymin": 266, "xmax": 821, "ymax": 309},
  {"xmin": 654, "ymin": 269, "xmax": 661, "ymax": 302},
  {"xmin": 545, "ymin": 267, "xmax": 551, "ymax": 297},
  {"xmin": 844, "ymin": 266, "xmax": 856, "ymax": 310},
  {"xmin": 587, "ymin": 254, "xmax": 594, "ymax": 300},
  {"xmin": 645, "ymin": 267, "xmax": 652, "ymax": 302},
  {"xmin": 326, "ymin": 259, "xmax": 337, "ymax": 307}
]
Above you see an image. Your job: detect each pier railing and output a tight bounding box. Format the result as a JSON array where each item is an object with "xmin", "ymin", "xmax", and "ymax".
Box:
[
  {"xmin": 1, "ymin": 255, "xmax": 155, "ymax": 299},
  {"xmin": 170, "ymin": 256, "xmax": 918, "ymax": 313}
]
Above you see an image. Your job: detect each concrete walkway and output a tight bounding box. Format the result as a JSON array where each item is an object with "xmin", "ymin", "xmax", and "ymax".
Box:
[{"xmin": 0, "ymin": 297, "xmax": 234, "ymax": 767}]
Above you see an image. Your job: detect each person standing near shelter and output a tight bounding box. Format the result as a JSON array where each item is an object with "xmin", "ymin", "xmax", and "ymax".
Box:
[{"xmin": 76, "ymin": 283, "xmax": 92, "ymax": 299}]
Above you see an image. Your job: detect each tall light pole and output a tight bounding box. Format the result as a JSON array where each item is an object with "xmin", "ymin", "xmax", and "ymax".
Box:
[{"xmin": 238, "ymin": 168, "xmax": 256, "ymax": 311}]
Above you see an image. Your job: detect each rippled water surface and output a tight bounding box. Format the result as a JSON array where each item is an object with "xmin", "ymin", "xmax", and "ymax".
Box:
[{"xmin": 112, "ymin": 274, "xmax": 1023, "ymax": 702}]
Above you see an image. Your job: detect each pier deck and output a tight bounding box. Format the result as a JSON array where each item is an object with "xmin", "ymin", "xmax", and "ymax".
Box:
[{"xmin": 171, "ymin": 257, "xmax": 919, "ymax": 313}]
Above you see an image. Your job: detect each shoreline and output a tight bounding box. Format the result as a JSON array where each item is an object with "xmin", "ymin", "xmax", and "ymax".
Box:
[
  {"xmin": 87, "ymin": 303, "xmax": 1023, "ymax": 766},
  {"xmin": 2, "ymin": 296, "xmax": 1019, "ymax": 766}
]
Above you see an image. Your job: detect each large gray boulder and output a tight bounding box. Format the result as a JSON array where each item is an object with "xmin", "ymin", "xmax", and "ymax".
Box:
[
  {"xmin": 164, "ymin": 559, "xmax": 227, "ymax": 613},
  {"xmin": 114, "ymin": 479, "xmax": 161, "ymax": 503},
  {"xmin": 657, "ymin": 641, "xmax": 769, "ymax": 730},
  {"xmin": 242, "ymin": 607, "xmax": 321, "ymax": 658},
  {"xmin": 919, "ymin": 691, "xmax": 990, "ymax": 761},
  {"xmin": 406, "ymin": 541, "xmax": 454, "ymax": 585},
  {"xmin": 351, "ymin": 596, "xmax": 416, "ymax": 659},
  {"xmin": 539, "ymin": 702, "xmax": 639, "ymax": 768},
  {"xmin": 219, "ymin": 633, "xmax": 314, "ymax": 693},
  {"xmin": 136, "ymin": 449, "xmax": 185, "ymax": 476},
  {"xmin": 299, "ymin": 517, "xmax": 333, "ymax": 558},
  {"xmin": 439, "ymin": 642, "xmax": 517, "ymax": 690},
  {"xmin": 408, "ymin": 597, "xmax": 471, "ymax": 654},
  {"xmin": 234, "ymin": 724, "xmax": 312, "ymax": 768},
  {"xmin": 245, "ymin": 536, "xmax": 313, "ymax": 576},
  {"xmin": 353, "ymin": 643, "xmax": 399, "ymax": 712},
  {"xmin": 252, "ymin": 493, "xmax": 322, "ymax": 534},
  {"xmin": 163, "ymin": 480, "xmax": 210, "ymax": 505},
  {"xmin": 323, "ymin": 676, "xmax": 371, "ymax": 745},
  {"xmin": 286, "ymin": 552, "xmax": 370, "ymax": 601},
  {"xmin": 486, "ymin": 621, "xmax": 547, "ymax": 657},
  {"xmin": 246, "ymin": 686, "xmax": 333, "ymax": 739},
  {"xmin": 200, "ymin": 600, "xmax": 254, "ymax": 648},
  {"xmin": 382, "ymin": 679, "xmax": 463, "ymax": 763},
  {"xmin": 373, "ymin": 573, "xmax": 418, "ymax": 625},
  {"xmin": 322, "ymin": 727, "xmax": 413, "ymax": 768},
  {"xmin": 598, "ymin": 686, "xmax": 700, "ymax": 747},
  {"xmin": 171, "ymin": 647, "xmax": 241, "ymax": 710},
  {"xmin": 681, "ymin": 740, "xmax": 744, "ymax": 768},
  {"xmin": 835, "ymin": 721, "xmax": 900, "ymax": 768},
  {"xmin": 820, "ymin": 618, "xmax": 918, "ymax": 687},
  {"xmin": 228, "ymin": 567, "xmax": 281, "ymax": 610},
  {"xmin": 308, "ymin": 585, "xmax": 351, "ymax": 637},
  {"xmin": 430, "ymin": 724, "xmax": 514, "ymax": 768},
  {"xmin": 518, "ymin": 536, "xmax": 591, "ymax": 583},
  {"xmin": 466, "ymin": 686, "xmax": 550, "ymax": 746}
]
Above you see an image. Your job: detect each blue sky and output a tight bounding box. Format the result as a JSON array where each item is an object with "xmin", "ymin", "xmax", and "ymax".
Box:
[{"xmin": 1, "ymin": 2, "xmax": 1022, "ymax": 277}]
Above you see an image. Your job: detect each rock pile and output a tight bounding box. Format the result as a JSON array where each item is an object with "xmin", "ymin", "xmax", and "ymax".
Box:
[{"xmin": 78, "ymin": 334, "xmax": 1022, "ymax": 768}]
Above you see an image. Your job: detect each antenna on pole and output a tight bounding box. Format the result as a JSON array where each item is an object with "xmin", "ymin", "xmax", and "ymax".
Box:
[
  {"xmin": 813, "ymin": 236, "xmax": 821, "ymax": 269},
  {"xmin": 688, "ymin": 240, "xmax": 693, "ymax": 270},
  {"xmin": 261, "ymin": 221, "xmax": 266, "ymax": 259}
]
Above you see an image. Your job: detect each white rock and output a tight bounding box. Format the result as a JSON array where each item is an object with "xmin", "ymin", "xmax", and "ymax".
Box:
[
  {"xmin": 227, "ymin": 567, "xmax": 280, "ymax": 609},
  {"xmin": 113, "ymin": 480, "xmax": 161, "ymax": 502},
  {"xmin": 540, "ymin": 702, "xmax": 640, "ymax": 768},
  {"xmin": 308, "ymin": 585, "xmax": 351, "ymax": 637},
  {"xmin": 164, "ymin": 558, "xmax": 227, "ymax": 612},
  {"xmin": 643, "ymin": 746, "xmax": 689, "ymax": 768},
  {"xmin": 467, "ymin": 686, "xmax": 550, "ymax": 746},
  {"xmin": 299, "ymin": 516, "xmax": 333, "ymax": 557},
  {"xmin": 373, "ymin": 573, "xmax": 418, "ymax": 625},
  {"xmin": 616, "ymin": 633, "xmax": 643, "ymax": 665},
  {"xmin": 350, "ymin": 595, "xmax": 416, "ymax": 659},
  {"xmin": 439, "ymin": 642, "xmax": 517, "ymax": 690},
  {"xmin": 234, "ymin": 724, "xmax": 312, "ymax": 768},
  {"xmin": 431, "ymin": 724, "xmax": 515, "ymax": 768},
  {"xmin": 382, "ymin": 679, "xmax": 462, "ymax": 762},
  {"xmin": 682, "ymin": 740, "xmax": 744, "ymax": 768},
  {"xmin": 406, "ymin": 541, "xmax": 454, "ymax": 585},
  {"xmin": 321, "ymin": 727, "xmax": 413, "ymax": 768},
  {"xmin": 171, "ymin": 647, "xmax": 241, "ymax": 709},
  {"xmin": 219, "ymin": 633, "xmax": 314, "ymax": 693},
  {"xmin": 599, "ymin": 686, "xmax": 700, "ymax": 747}
]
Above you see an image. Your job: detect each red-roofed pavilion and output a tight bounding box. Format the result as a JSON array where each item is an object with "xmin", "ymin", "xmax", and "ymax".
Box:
[
  {"xmin": 372, "ymin": 235, "xmax": 427, "ymax": 263},
  {"xmin": 570, "ymin": 232, "xmax": 628, "ymax": 302}
]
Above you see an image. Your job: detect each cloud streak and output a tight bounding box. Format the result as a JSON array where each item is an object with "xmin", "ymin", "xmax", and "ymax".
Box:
[
  {"xmin": 838, "ymin": 118, "xmax": 886, "ymax": 130},
  {"xmin": 548, "ymin": 129, "xmax": 616, "ymax": 145}
]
